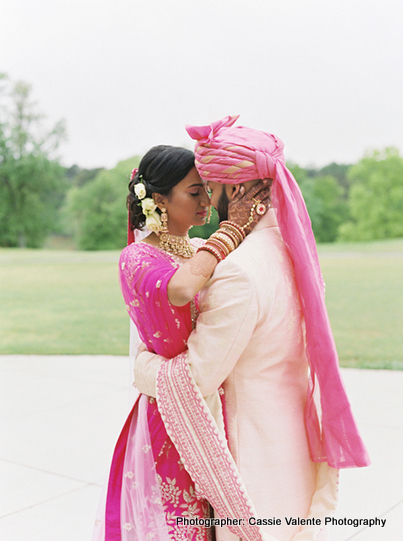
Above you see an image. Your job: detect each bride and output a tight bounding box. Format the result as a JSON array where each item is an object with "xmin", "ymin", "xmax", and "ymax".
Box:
[{"xmin": 92, "ymin": 144, "xmax": 271, "ymax": 541}]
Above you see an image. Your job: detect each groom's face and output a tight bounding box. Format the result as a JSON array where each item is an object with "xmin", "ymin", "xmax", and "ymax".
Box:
[{"xmin": 208, "ymin": 181, "xmax": 233, "ymax": 222}]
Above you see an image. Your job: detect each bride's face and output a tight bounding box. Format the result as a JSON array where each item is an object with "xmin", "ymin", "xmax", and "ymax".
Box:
[{"xmin": 157, "ymin": 167, "xmax": 211, "ymax": 236}]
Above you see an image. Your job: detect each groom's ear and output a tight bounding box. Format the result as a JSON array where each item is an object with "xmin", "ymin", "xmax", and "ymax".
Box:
[
  {"xmin": 230, "ymin": 185, "xmax": 241, "ymax": 199},
  {"xmin": 230, "ymin": 184, "xmax": 245, "ymax": 199}
]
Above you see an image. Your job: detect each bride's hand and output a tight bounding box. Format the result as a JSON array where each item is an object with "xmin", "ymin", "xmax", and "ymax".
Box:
[
  {"xmin": 228, "ymin": 179, "xmax": 272, "ymax": 236},
  {"xmin": 133, "ymin": 342, "xmax": 148, "ymax": 389}
]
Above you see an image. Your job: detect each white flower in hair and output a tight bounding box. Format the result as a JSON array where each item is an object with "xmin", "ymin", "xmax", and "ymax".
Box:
[
  {"xmin": 145, "ymin": 211, "xmax": 162, "ymax": 234},
  {"xmin": 141, "ymin": 198, "xmax": 157, "ymax": 214},
  {"xmin": 134, "ymin": 183, "xmax": 147, "ymax": 200}
]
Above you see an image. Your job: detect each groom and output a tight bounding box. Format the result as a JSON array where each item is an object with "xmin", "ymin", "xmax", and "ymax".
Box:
[{"xmin": 135, "ymin": 116, "xmax": 369, "ymax": 541}]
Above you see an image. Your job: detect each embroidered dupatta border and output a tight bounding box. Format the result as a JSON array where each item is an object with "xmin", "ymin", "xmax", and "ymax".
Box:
[{"xmin": 156, "ymin": 353, "xmax": 277, "ymax": 541}]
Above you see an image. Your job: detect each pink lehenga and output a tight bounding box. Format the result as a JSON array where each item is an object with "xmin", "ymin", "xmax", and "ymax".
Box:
[{"xmin": 93, "ymin": 239, "xmax": 268, "ymax": 541}]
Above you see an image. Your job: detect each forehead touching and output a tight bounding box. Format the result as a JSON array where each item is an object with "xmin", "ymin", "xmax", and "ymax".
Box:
[{"xmin": 207, "ymin": 180, "xmax": 230, "ymax": 191}]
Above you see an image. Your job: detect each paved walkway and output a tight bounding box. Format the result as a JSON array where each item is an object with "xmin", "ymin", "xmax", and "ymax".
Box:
[{"xmin": 1, "ymin": 356, "xmax": 402, "ymax": 540}]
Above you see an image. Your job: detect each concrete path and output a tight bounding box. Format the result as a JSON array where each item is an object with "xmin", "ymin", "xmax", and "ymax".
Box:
[{"xmin": 0, "ymin": 356, "xmax": 402, "ymax": 540}]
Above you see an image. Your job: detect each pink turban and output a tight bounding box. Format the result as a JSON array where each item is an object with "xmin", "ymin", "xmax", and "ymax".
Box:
[
  {"xmin": 186, "ymin": 114, "xmax": 281, "ymax": 183},
  {"xmin": 185, "ymin": 116, "xmax": 370, "ymax": 470}
]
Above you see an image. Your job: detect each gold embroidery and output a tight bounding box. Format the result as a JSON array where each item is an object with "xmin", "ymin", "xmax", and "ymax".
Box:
[{"xmin": 158, "ymin": 476, "xmax": 181, "ymax": 507}]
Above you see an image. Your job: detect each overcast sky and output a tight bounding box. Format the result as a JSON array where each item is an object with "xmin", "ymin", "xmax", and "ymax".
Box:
[{"xmin": 1, "ymin": 0, "xmax": 402, "ymax": 169}]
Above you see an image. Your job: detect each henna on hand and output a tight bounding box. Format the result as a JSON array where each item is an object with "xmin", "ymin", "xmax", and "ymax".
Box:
[
  {"xmin": 188, "ymin": 252, "xmax": 215, "ymax": 278},
  {"xmin": 228, "ymin": 179, "xmax": 272, "ymax": 235}
]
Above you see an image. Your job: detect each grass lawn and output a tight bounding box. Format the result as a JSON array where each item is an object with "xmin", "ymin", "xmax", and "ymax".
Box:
[
  {"xmin": 318, "ymin": 240, "xmax": 403, "ymax": 369},
  {"xmin": 1, "ymin": 239, "xmax": 402, "ymax": 369},
  {"xmin": 0, "ymin": 249, "xmax": 129, "ymax": 355}
]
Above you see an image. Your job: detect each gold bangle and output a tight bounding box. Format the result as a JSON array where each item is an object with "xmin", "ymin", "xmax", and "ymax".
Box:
[
  {"xmin": 211, "ymin": 231, "xmax": 236, "ymax": 252},
  {"xmin": 222, "ymin": 227, "xmax": 243, "ymax": 245},
  {"xmin": 207, "ymin": 237, "xmax": 230, "ymax": 258},
  {"xmin": 220, "ymin": 222, "xmax": 245, "ymax": 244},
  {"xmin": 219, "ymin": 227, "xmax": 240, "ymax": 248},
  {"xmin": 220, "ymin": 220, "xmax": 246, "ymax": 239},
  {"xmin": 220, "ymin": 221, "xmax": 245, "ymax": 240}
]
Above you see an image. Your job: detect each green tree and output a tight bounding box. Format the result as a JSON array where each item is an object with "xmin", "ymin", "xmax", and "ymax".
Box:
[
  {"xmin": 339, "ymin": 148, "xmax": 403, "ymax": 241},
  {"xmin": 288, "ymin": 163, "xmax": 349, "ymax": 242},
  {"xmin": 65, "ymin": 165, "xmax": 105, "ymax": 187},
  {"xmin": 287, "ymin": 162, "xmax": 309, "ymax": 185},
  {"xmin": 297, "ymin": 177, "xmax": 323, "ymax": 236},
  {"xmin": 0, "ymin": 75, "xmax": 66, "ymax": 247},
  {"xmin": 65, "ymin": 157, "xmax": 139, "ymax": 250},
  {"xmin": 317, "ymin": 163, "xmax": 350, "ymax": 196},
  {"xmin": 310, "ymin": 175, "xmax": 349, "ymax": 242}
]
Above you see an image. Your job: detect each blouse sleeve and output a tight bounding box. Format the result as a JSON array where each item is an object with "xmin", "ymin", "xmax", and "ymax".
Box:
[{"xmin": 119, "ymin": 244, "xmax": 193, "ymax": 359}]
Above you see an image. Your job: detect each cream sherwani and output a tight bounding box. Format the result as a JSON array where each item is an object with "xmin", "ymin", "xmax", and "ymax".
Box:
[{"xmin": 136, "ymin": 209, "xmax": 338, "ymax": 541}]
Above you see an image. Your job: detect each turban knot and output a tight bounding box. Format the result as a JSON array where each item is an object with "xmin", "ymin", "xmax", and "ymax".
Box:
[
  {"xmin": 185, "ymin": 114, "xmax": 239, "ymax": 144},
  {"xmin": 255, "ymin": 150, "xmax": 277, "ymax": 180}
]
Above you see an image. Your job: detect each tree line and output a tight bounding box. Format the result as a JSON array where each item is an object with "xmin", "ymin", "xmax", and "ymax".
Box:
[{"xmin": 1, "ymin": 75, "xmax": 403, "ymax": 250}]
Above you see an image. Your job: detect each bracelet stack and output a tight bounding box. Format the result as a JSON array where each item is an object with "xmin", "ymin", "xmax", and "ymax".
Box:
[{"xmin": 197, "ymin": 221, "xmax": 246, "ymax": 263}]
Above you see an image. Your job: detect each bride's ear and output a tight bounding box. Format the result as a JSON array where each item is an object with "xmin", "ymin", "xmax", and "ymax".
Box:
[{"xmin": 153, "ymin": 193, "xmax": 166, "ymax": 208}]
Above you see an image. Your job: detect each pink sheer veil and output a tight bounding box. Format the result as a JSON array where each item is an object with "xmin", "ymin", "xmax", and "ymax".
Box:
[{"xmin": 185, "ymin": 116, "xmax": 370, "ymax": 469}]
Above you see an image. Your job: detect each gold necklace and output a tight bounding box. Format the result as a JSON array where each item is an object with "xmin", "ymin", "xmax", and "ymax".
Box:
[{"xmin": 159, "ymin": 232, "xmax": 195, "ymax": 258}]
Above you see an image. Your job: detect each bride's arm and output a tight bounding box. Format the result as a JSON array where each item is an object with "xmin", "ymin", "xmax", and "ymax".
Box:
[{"xmin": 167, "ymin": 250, "xmax": 217, "ymax": 307}]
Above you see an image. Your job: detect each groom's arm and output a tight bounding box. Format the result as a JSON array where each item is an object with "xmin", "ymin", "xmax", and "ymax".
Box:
[{"xmin": 135, "ymin": 258, "xmax": 258, "ymax": 397}]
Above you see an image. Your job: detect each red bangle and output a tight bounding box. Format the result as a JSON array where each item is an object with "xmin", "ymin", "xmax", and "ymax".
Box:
[{"xmin": 197, "ymin": 244, "xmax": 223, "ymax": 263}]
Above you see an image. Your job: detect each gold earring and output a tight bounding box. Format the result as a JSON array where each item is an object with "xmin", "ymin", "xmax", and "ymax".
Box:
[
  {"xmin": 161, "ymin": 207, "xmax": 169, "ymax": 234},
  {"xmin": 207, "ymin": 205, "xmax": 212, "ymax": 224}
]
